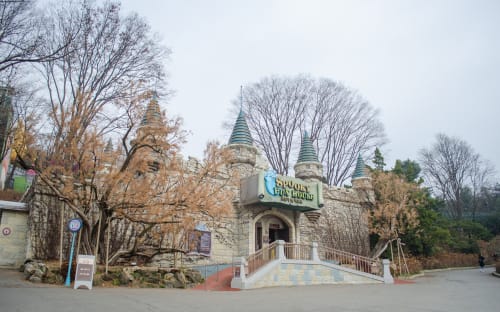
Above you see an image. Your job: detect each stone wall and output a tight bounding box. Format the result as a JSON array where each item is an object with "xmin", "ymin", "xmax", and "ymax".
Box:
[
  {"xmin": 251, "ymin": 262, "xmax": 381, "ymax": 288},
  {"xmin": 312, "ymin": 185, "xmax": 371, "ymax": 256},
  {"xmin": 26, "ymin": 183, "xmax": 81, "ymax": 261},
  {"xmin": 24, "ymin": 143, "xmax": 373, "ymax": 267}
]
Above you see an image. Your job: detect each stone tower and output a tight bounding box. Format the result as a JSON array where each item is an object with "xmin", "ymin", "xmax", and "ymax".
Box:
[
  {"xmin": 351, "ymin": 154, "xmax": 375, "ymax": 203},
  {"xmin": 294, "ymin": 131, "xmax": 323, "ymax": 182},
  {"xmin": 138, "ymin": 93, "xmax": 162, "ymax": 135},
  {"xmin": 133, "ymin": 94, "xmax": 164, "ymax": 171},
  {"xmin": 227, "ymin": 109, "xmax": 257, "ymax": 173}
]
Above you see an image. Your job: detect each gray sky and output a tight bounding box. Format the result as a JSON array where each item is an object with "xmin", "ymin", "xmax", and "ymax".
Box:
[{"xmin": 120, "ymin": 0, "xmax": 500, "ymax": 179}]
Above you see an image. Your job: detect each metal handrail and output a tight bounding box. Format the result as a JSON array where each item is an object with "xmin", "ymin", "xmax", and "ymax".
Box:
[
  {"xmin": 318, "ymin": 245, "xmax": 381, "ymax": 276},
  {"xmin": 240, "ymin": 242, "xmax": 382, "ymax": 278},
  {"xmin": 246, "ymin": 241, "xmax": 278, "ymax": 276}
]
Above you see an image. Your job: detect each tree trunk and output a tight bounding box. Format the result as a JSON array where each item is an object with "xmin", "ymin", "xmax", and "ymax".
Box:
[{"xmin": 369, "ymin": 238, "xmax": 391, "ymax": 259}]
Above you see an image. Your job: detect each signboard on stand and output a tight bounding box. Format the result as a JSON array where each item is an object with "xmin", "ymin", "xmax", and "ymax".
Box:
[{"xmin": 74, "ymin": 255, "xmax": 95, "ymax": 290}]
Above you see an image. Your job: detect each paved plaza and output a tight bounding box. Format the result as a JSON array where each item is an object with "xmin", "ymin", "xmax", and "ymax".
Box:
[{"xmin": 0, "ymin": 267, "xmax": 497, "ymax": 312}]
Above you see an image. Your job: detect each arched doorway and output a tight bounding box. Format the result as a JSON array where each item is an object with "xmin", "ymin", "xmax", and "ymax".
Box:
[{"xmin": 254, "ymin": 214, "xmax": 290, "ymax": 251}]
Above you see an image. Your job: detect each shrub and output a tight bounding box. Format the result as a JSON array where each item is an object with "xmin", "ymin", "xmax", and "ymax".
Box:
[{"xmin": 420, "ymin": 253, "xmax": 477, "ymax": 270}]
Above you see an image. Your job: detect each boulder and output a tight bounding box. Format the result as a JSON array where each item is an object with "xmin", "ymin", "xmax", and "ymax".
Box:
[
  {"xmin": 118, "ymin": 271, "xmax": 131, "ymax": 285},
  {"xmin": 174, "ymin": 271, "xmax": 187, "ymax": 285},
  {"xmin": 29, "ymin": 275, "xmax": 42, "ymax": 283},
  {"xmin": 184, "ymin": 269, "xmax": 203, "ymax": 284},
  {"xmin": 23, "ymin": 262, "xmax": 36, "ymax": 279},
  {"xmin": 163, "ymin": 272, "xmax": 175, "ymax": 280},
  {"xmin": 32, "ymin": 268, "xmax": 45, "ymax": 279}
]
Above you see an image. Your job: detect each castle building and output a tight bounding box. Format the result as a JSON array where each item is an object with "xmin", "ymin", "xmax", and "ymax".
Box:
[
  {"xmin": 201, "ymin": 108, "xmax": 374, "ymax": 262},
  {"xmin": 23, "ymin": 96, "xmax": 374, "ymax": 267}
]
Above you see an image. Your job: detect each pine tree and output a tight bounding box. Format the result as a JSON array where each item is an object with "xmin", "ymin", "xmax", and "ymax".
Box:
[{"xmin": 373, "ymin": 147, "xmax": 386, "ymax": 171}]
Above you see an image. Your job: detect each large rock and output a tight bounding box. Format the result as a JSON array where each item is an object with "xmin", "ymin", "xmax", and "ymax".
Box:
[
  {"xmin": 119, "ymin": 271, "xmax": 131, "ymax": 285},
  {"xmin": 29, "ymin": 275, "xmax": 42, "ymax": 283},
  {"xmin": 174, "ymin": 271, "xmax": 187, "ymax": 285},
  {"xmin": 23, "ymin": 261, "xmax": 49, "ymax": 282},
  {"xmin": 23, "ymin": 262, "xmax": 36, "ymax": 279},
  {"xmin": 184, "ymin": 269, "xmax": 203, "ymax": 283},
  {"xmin": 163, "ymin": 272, "xmax": 175, "ymax": 281}
]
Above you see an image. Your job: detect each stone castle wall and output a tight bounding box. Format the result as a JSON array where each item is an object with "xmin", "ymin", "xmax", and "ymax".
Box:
[{"xmin": 24, "ymin": 144, "xmax": 373, "ymax": 266}]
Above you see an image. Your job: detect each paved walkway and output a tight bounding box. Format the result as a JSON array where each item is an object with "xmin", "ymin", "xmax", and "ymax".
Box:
[
  {"xmin": 192, "ymin": 266, "xmax": 239, "ymax": 291},
  {"xmin": 0, "ymin": 267, "xmax": 498, "ymax": 312}
]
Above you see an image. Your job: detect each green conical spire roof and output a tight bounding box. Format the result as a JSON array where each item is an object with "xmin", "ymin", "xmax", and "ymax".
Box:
[
  {"xmin": 140, "ymin": 93, "xmax": 162, "ymax": 126},
  {"xmin": 228, "ymin": 110, "xmax": 253, "ymax": 145},
  {"xmin": 352, "ymin": 154, "xmax": 367, "ymax": 179},
  {"xmin": 297, "ymin": 131, "xmax": 319, "ymax": 163}
]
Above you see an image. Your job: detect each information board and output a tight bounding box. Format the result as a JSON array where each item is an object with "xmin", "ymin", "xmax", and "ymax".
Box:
[{"xmin": 74, "ymin": 255, "xmax": 95, "ymax": 290}]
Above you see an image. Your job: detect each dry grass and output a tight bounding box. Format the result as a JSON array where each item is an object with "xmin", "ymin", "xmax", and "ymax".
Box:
[{"xmin": 398, "ymin": 252, "xmax": 480, "ymax": 276}]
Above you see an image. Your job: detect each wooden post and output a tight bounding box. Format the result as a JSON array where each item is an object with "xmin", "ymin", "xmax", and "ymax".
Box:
[
  {"xmin": 59, "ymin": 202, "xmax": 64, "ymax": 269},
  {"xmin": 94, "ymin": 212, "xmax": 102, "ymax": 262},
  {"xmin": 105, "ymin": 218, "xmax": 110, "ymax": 274}
]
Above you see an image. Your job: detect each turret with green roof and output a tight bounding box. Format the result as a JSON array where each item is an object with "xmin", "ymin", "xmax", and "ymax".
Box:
[
  {"xmin": 294, "ymin": 131, "xmax": 323, "ymax": 182},
  {"xmin": 351, "ymin": 154, "xmax": 374, "ymax": 202},
  {"xmin": 228, "ymin": 110, "xmax": 253, "ymax": 145},
  {"xmin": 227, "ymin": 109, "xmax": 257, "ymax": 167},
  {"xmin": 352, "ymin": 154, "xmax": 368, "ymax": 179}
]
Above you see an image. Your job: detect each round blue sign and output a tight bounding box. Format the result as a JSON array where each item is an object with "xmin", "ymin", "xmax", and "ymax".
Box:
[{"xmin": 68, "ymin": 218, "xmax": 83, "ymax": 232}]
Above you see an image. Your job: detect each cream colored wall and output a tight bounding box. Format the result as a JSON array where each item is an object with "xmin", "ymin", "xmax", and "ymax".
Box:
[{"xmin": 0, "ymin": 210, "xmax": 28, "ymax": 267}]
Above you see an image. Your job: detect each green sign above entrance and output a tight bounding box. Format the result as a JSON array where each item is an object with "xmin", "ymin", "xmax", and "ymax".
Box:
[{"xmin": 240, "ymin": 170, "xmax": 324, "ymax": 212}]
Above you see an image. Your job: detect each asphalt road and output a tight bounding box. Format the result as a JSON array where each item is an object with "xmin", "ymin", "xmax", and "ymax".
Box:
[{"xmin": 0, "ymin": 267, "xmax": 498, "ymax": 312}]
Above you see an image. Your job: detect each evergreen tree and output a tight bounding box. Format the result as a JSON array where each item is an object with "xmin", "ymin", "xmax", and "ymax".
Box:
[
  {"xmin": 392, "ymin": 159, "xmax": 423, "ymax": 183},
  {"xmin": 373, "ymin": 147, "xmax": 386, "ymax": 171}
]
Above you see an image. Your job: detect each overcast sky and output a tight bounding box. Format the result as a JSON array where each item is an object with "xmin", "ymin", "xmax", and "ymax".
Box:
[{"xmin": 120, "ymin": 0, "xmax": 500, "ymax": 180}]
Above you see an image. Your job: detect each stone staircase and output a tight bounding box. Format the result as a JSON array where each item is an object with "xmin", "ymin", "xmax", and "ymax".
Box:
[{"xmin": 231, "ymin": 240, "xmax": 394, "ymax": 290}]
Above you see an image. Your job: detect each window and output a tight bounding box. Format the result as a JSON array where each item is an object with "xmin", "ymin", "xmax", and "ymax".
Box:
[{"xmin": 148, "ymin": 161, "xmax": 160, "ymax": 172}]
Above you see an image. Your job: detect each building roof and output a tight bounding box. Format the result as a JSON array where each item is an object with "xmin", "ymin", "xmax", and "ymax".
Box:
[
  {"xmin": 0, "ymin": 200, "xmax": 27, "ymax": 212},
  {"xmin": 296, "ymin": 131, "xmax": 319, "ymax": 163},
  {"xmin": 228, "ymin": 110, "xmax": 253, "ymax": 145},
  {"xmin": 352, "ymin": 154, "xmax": 367, "ymax": 179}
]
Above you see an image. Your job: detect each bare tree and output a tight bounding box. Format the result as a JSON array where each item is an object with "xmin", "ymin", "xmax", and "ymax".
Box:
[
  {"xmin": 419, "ymin": 133, "xmax": 495, "ymax": 219},
  {"xmin": 308, "ymin": 79, "xmax": 385, "ymax": 185},
  {"xmin": 36, "ymin": 0, "xmax": 169, "ymax": 146},
  {"xmin": 0, "ymin": 0, "xmax": 69, "ymax": 74},
  {"xmin": 26, "ymin": 90, "xmax": 238, "ymax": 264},
  {"xmin": 236, "ymin": 75, "xmax": 385, "ymax": 184},
  {"xmin": 242, "ymin": 75, "xmax": 311, "ymax": 175},
  {"xmin": 468, "ymin": 157, "xmax": 494, "ymax": 220},
  {"xmin": 18, "ymin": 1, "xmax": 239, "ymax": 264},
  {"xmin": 316, "ymin": 206, "xmax": 370, "ymax": 256}
]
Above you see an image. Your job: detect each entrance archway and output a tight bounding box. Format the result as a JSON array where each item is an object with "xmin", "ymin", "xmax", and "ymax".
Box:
[{"xmin": 254, "ymin": 214, "xmax": 291, "ymax": 251}]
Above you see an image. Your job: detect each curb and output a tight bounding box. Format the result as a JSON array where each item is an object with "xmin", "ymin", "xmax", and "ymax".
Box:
[{"xmin": 399, "ymin": 265, "xmax": 496, "ymax": 280}]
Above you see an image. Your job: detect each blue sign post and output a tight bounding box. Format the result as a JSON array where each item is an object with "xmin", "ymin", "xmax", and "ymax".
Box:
[{"xmin": 65, "ymin": 218, "xmax": 82, "ymax": 287}]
